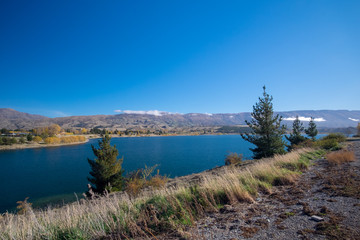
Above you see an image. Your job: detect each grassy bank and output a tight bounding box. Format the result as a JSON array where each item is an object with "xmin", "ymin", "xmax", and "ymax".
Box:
[{"xmin": 0, "ymin": 148, "xmax": 325, "ymax": 239}]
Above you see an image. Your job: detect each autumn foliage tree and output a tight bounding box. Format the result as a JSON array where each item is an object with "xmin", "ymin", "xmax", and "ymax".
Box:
[
  {"xmin": 87, "ymin": 134, "xmax": 124, "ymax": 195},
  {"xmin": 48, "ymin": 124, "xmax": 61, "ymax": 136},
  {"xmin": 33, "ymin": 136, "xmax": 43, "ymax": 143},
  {"xmin": 33, "ymin": 124, "xmax": 62, "ymax": 138},
  {"xmin": 44, "ymin": 137, "xmax": 61, "ymax": 144},
  {"xmin": 241, "ymin": 86, "xmax": 286, "ymax": 159}
]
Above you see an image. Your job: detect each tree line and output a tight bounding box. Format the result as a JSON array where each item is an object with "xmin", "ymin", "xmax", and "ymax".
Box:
[
  {"xmin": 85, "ymin": 86, "xmax": 351, "ymax": 197},
  {"xmin": 241, "ymin": 86, "xmax": 319, "ymax": 159}
]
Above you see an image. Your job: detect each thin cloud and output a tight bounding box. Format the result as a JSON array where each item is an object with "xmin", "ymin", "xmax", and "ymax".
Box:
[
  {"xmin": 114, "ymin": 110, "xmax": 181, "ymax": 116},
  {"xmin": 349, "ymin": 117, "xmax": 359, "ymax": 122},
  {"xmin": 283, "ymin": 116, "xmax": 326, "ymax": 122},
  {"xmin": 51, "ymin": 111, "xmax": 69, "ymax": 117}
]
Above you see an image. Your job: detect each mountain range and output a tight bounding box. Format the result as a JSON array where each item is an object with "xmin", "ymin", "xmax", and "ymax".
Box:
[{"xmin": 0, "ymin": 108, "xmax": 359, "ymax": 130}]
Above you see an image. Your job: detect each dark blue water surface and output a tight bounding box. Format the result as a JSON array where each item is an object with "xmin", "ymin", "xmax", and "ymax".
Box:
[{"xmin": 0, "ymin": 135, "xmax": 254, "ymax": 212}]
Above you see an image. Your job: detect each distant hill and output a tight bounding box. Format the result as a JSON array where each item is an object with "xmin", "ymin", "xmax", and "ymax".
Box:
[
  {"xmin": 0, "ymin": 108, "xmax": 359, "ymax": 130},
  {"xmin": 0, "ymin": 108, "xmax": 51, "ymax": 129}
]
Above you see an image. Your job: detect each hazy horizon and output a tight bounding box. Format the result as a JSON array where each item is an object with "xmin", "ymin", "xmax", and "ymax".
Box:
[{"xmin": 2, "ymin": 107, "xmax": 360, "ymax": 119}]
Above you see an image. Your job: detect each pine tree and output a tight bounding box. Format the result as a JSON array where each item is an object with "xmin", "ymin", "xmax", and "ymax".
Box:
[
  {"xmin": 285, "ymin": 116, "xmax": 306, "ymax": 151},
  {"xmin": 87, "ymin": 134, "xmax": 124, "ymax": 194},
  {"xmin": 241, "ymin": 86, "xmax": 286, "ymax": 159},
  {"xmin": 305, "ymin": 117, "xmax": 318, "ymax": 140}
]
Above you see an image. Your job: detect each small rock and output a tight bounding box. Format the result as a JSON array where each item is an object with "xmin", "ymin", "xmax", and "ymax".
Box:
[
  {"xmin": 310, "ymin": 215, "xmax": 324, "ymax": 222},
  {"xmin": 220, "ymin": 204, "xmax": 235, "ymax": 213},
  {"xmin": 256, "ymin": 197, "xmax": 262, "ymax": 202},
  {"xmin": 277, "ymin": 225, "xmax": 287, "ymax": 230},
  {"xmin": 218, "ymin": 225, "xmax": 226, "ymax": 229},
  {"xmin": 245, "ymin": 219, "xmax": 252, "ymax": 224},
  {"xmin": 229, "ymin": 225, "xmax": 237, "ymax": 230},
  {"xmin": 267, "ymin": 219, "xmax": 270, "ymax": 223}
]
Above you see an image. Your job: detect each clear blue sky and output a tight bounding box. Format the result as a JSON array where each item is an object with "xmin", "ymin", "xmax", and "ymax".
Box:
[{"xmin": 1, "ymin": 0, "xmax": 359, "ymax": 117}]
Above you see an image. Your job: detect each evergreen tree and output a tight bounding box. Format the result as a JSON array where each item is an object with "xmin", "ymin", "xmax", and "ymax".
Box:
[
  {"xmin": 26, "ymin": 134, "xmax": 33, "ymax": 142},
  {"xmin": 87, "ymin": 134, "xmax": 124, "ymax": 195},
  {"xmin": 305, "ymin": 117, "xmax": 318, "ymax": 140},
  {"xmin": 285, "ymin": 116, "xmax": 306, "ymax": 151},
  {"xmin": 241, "ymin": 86, "xmax": 286, "ymax": 159}
]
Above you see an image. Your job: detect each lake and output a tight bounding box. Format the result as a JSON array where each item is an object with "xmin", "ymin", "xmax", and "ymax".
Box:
[{"xmin": 0, "ymin": 135, "xmax": 254, "ymax": 213}]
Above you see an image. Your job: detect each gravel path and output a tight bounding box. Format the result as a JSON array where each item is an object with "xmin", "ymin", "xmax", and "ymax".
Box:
[{"xmin": 185, "ymin": 141, "xmax": 360, "ymax": 240}]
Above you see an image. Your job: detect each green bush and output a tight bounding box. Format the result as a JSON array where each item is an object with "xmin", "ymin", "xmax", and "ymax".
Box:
[
  {"xmin": 19, "ymin": 137, "xmax": 26, "ymax": 144},
  {"xmin": 27, "ymin": 134, "xmax": 33, "ymax": 141},
  {"xmin": 0, "ymin": 137, "xmax": 17, "ymax": 145},
  {"xmin": 291, "ymin": 139, "xmax": 315, "ymax": 150},
  {"xmin": 316, "ymin": 133, "xmax": 346, "ymax": 150},
  {"xmin": 322, "ymin": 133, "xmax": 346, "ymax": 143},
  {"xmin": 225, "ymin": 153, "xmax": 243, "ymax": 165},
  {"xmin": 316, "ymin": 138, "xmax": 340, "ymax": 150}
]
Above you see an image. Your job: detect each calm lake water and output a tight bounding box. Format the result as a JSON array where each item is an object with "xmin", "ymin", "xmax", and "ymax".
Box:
[{"xmin": 0, "ymin": 135, "xmax": 254, "ymax": 213}]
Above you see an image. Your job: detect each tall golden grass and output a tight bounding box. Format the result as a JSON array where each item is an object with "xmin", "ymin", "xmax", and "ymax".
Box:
[
  {"xmin": 0, "ymin": 148, "xmax": 323, "ymax": 239},
  {"xmin": 326, "ymin": 150, "xmax": 355, "ymax": 165}
]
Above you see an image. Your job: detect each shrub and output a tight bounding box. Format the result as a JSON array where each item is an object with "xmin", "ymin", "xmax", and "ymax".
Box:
[
  {"xmin": 322, "ymin": 133, "xmax": 346, "ymax": 143},
  {"xmin": 125, "ymin": 166, "xmax": 168, "ymax": 195},
  {"xmin": 316, "ymin": 133, "xmax": 347, "ymax": 150},
  {"xmin": 291, "ymin": 139, "xmax": 315, "ymax": 150},
  {"xmin": 225, "ymin": 153, "xmax": 243, "ymax": 165},
  {"xmin": 19, "ymin": 137, "xmax": 26, "ymax": 144},
  {"xmin": 60, "ymin": 136, "xmax": 86, "ymax": 143},
  {"xmin": 147, "ymin": 172, "xmax": 168, "ymax": 189},
  {"xmin": 33, "ymin": 136, "xmax": 43, "ymax": 143},
  {"xmin": 0, "ymin": 137, "xmax": 17, "ymax": 145},
  {"xmin": 326, "ymin": 150, "xmax": 355, "ymax": 165},
  {"xmin": 125, "ymin": 177, "xmax": 144, "ymax": 196},
  {"xmin": 44, "ymin": 137, "xmax": 61, "ymax": 144},
  {"xmin": 16, "ymin": 197, "xmax": 32, "ymax": 215},
  {"xmin": 316, "ymin": 138, "xmax": 340, "ymax": 150},
  {"xmin": 26, "ymin": 134, "xmax": 33, "ymax": 141}
]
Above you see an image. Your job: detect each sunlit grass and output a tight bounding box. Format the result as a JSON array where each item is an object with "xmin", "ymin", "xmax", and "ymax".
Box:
[
  {"xmin": 0, "ymin": 148, "xmax": 324, "ymax": 239},
  {"xmin": 326, "ymin": 150, "xmax": 355, "ymax": 165}
]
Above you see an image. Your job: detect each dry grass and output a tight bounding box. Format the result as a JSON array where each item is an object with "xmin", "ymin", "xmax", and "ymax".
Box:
[
  {"xmin": 224, "ymin": 152, "xmax": 243, "ymax": 166},
  {"xmin": 0, "ymin": 148, "xmax": 323, "ymax": 240},
  {"xmin": 326, "ymin": 150, "xmax": 355, "ymax": 165},
  {"xmin": 147, "ymin": 174, "xmax": 168, "ymax": 189},
  {"xmin": 125, "ymin": 177, "xmax": 145, "ymax": 196}
]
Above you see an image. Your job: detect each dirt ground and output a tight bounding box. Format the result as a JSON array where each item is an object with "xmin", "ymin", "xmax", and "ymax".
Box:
[
  {"xmin": 181, "ymin": 140, "xmax": 360, "ymax": 240},
  {"xmin": 147, "ymin": 140, "xmax": 360, "ymax": 240}
]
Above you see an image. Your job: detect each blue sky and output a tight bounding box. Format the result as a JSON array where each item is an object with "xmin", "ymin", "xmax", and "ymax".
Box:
[{"xmin": 1, "ymin": 0, "xmax": 359, "ymax": 117}]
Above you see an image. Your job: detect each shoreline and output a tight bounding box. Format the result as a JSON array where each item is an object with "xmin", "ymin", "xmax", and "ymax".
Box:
[
  {"xmin": 0, "ymin": 138, "xmax": 89, "ymax": 151},
  {"xmin": 0, "ymin": 133, "xmax": 237, "ymax": 151},
  {"xmin": 1, "ymin": 133, "xmax": 347, "ymax": 151}
]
